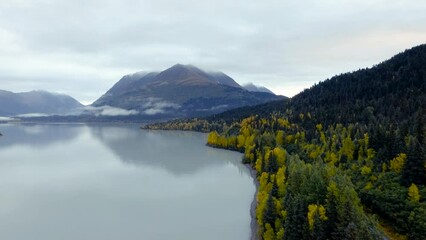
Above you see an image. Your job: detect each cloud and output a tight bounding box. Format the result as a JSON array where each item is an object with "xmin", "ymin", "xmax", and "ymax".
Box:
[
  {"xmin": 199, "ymin": 105, "xmax": 229, "ymax": 112},
  {"xmin": 142, "ymin": 97, "xmax": 180, "ymax": 109},
  {"xmin": 81, "ymin": 105, "xmax": 139, "ymax": 116},
  {"xmin": 0, "ymin": 0, "xmax": 425, "ymax": 101},
  {"xmin": 16, "ymin": 113, "xmax": 49, "ymax": 117},
  {"xmin": 143, "ymin": 108, "xmax": 165, "ymax": 115},
  {"xmin": 79, "ymin": 98, "xmax": 180, "ymax": 116},
  {"xmin": 141, "ymin": 97, "xmax": 180, "ymax": 115},
  {"xmin": 0, "ymin": 116, "xmax": 16, "ymax": 121},
  {"xmin": 97, "ymin": 106, "xmax": 139, "ymax": 116}
]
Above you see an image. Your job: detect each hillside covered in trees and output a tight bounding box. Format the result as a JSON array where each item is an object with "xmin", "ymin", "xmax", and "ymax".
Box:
[{"xmin": 144, "ymin": 44, "xmax": 426, "ymax": 239}]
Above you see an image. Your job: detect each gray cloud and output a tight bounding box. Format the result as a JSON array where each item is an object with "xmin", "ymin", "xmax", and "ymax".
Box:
[
  {"xmin": 0, "ymin": 116, "xmax": 15, "ymax": 122},
  {"xmin": 16, "ymin": 113, "xmax": 49, "ymax": 118},
  {"xmin": 142, "ymin": 97, "xmax": 180, "ymax": 115},
  {"xmin": 0, "ymin": 0, "xmax": 425, "ymax": 103},
  {"xmin": 199, "ymin": 105, "xmax": 229, "ymax": 112},
  {"xmin": 82, "ymin": 105, "xmax": 139, "ymax": 116}
]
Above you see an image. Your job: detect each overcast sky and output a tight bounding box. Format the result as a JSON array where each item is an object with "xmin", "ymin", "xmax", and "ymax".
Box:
[{"xmin": 0, "ymin": 0, "xmax": 425, "ymax": 104}]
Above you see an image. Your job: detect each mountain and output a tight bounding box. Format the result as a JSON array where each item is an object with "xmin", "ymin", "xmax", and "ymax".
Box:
[
  {"xmin": 207, "ymin": 44, "xmax": 426, "ymax": 126},
  {"xmin": 0, "ymin": 90, "xmax": 83, "ymax": 116},
  {"xmin": 103, "ymin": 71, "xmax": 159, "ymax": 97},
  {"xmin": 207, "ymin": 71, "xmax": 243, "ymax": 88},
  {"xmin": 242, "ymin": 83, "xmax": 274, "ymax": 94},
  {"xmin": 92, "ymin": 64, "xmax": 284, "ymax": 118}
]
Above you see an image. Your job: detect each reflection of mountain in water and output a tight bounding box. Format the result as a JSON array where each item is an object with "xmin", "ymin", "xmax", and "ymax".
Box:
[
  {"xmin": 0, "ymin": 124, "xmax": 249, "ymax": 176},
  {"xmin": 89, "ymin": 125, "xmax": 248, "ymax": 176},
  {"xmin": 0, "ymin": 123, "xmax": 81, "ymax": 149}
]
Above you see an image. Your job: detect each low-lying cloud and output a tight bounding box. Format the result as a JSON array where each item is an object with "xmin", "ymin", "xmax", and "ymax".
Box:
[
  {"xmin": 16, "ymin": 113, "xmax": 49, "ymax": 117},
  {"xmin": 0, "ymin": 116, "xmax": 15, "ymax": 121},
  {"xmin": 142, "ymin": 97, "xmax": 180, "ymax": 115},
  {"xmin": 199, "ymin": 104, "xmax": 229, "ymax": 112},
  {"xmin": 82, "ymin": 105, "xmax": 139, "ymax": 116}
]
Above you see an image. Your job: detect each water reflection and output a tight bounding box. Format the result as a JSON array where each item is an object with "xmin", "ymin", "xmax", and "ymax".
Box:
[
  {"xmin": 89, "ymin": 125, "xmax": 248, "ymax": 176},
  {"xmin": 0, "ymin": 123, "xmax": 248, "ymax": 176},
  {"xmin": 0, "ymin": 123, "xmax": 81, "ymax": 148},
  {"xmin": 0, "ymin": 124, "xmax": 254, "ymax": 240}
]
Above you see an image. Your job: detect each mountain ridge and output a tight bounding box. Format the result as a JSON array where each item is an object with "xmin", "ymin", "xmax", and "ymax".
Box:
[
  {"xmin": 0, "ymin": 90, "xmax": 83, "ymax": 116},
  {"xmin": 242, "ymin": 83, "xmax": 274, "ymax": 94},
  {"xmin": 92, "ymin": 64, "xmax": 285, "ymax": 118}
]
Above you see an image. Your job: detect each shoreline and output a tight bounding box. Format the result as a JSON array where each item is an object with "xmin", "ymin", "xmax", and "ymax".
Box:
[
  {"xmin": 244, "ymin": 163, "xmax": 259, "ymax": 240},
  {"xmin": 205, "ymin": 143, "xmax": 259, "ymax": 240}
]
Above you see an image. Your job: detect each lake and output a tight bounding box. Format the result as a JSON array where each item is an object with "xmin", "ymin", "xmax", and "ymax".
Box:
[{"xmin": 0, "ymin": 124, "xmax": 255, "ymax": 240}]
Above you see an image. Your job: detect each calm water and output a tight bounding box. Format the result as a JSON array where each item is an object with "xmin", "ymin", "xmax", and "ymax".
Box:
[{"xmin": 0, "ymin": 124, "xmax": 254, "ymax": 240}]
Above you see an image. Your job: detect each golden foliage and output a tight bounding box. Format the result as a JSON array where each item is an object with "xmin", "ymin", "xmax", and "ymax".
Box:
[
  {"xmin": 307, "ymin": 204, "xmax": 328, "ymax": 231},
  {"xmin": 408, "ymin": 183, "xmax": 420, "ymax": 203},
  {"xmin": 389, "ymin": 153, "xmax": 407, "ymax": 173}
]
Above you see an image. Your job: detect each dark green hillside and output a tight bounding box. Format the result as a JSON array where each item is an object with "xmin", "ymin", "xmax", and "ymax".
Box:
[
  {"xmin": 207, "ymin": 99, "xmax": 289, "ymax": 123},
  {"xmin": 207, "ymin": 44, "xmax": 426, "ymax": 126},
  {"xmin": 288, "ymin": 44, "xmax": 425, "ymax": 126}
]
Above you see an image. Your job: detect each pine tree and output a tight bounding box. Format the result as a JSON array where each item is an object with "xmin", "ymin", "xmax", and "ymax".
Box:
[
  {"xmin": 271, "ymin": 178, "xmax": 279, "ymax": 198},
  {"xmin": 284, "ymin": 193, "xmax": 307, "ymax": 240},
  {"xmin": 268, "ymin": 154, "xmax": 279, "ymax": 173},
  {"xmin": 263, "ymin": 192, "xmax": 277, "ymax": 228},
  {"xmin": 415, "ymin": 109, "xmax": 425, "ymax": 145},
  {"xmin": 402, "ymin": 138, "xmax": 426, "ymax": 186}
]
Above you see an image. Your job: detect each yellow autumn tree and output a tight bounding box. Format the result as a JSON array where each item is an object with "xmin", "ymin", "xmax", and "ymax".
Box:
[
  {"xmin": 276, "ymin": 166, "xmax": 286, "ymax": 197},
  {"xmin": 256, "ymin": 172, "xmax": 271, "ymax": 227},
  {"xmin": 408, "ymin": 183, "xmax": 420, "ymax": 203},
  {"xmin": 389, "ymin": 153, "xmax": 406, "ymax": 173},
  {"xmin": 325, "ymin": 151, "xmax": 339, "ymax": 165},
  {"xmin": 277, "ymin": 118, "xmax": 290, "ymax": 128},
  {"xmin": 341, "ymin": 136, "xmax": 355, "ymax": 161},
  {"xmin": 276, "ymin": 227, "xmax": 284, "ymax": 239},
  {"xmin": 237, "ymin": 134, "xmax": 246, "ymax": 149},
  {"xmin": 276, "ymin": 130, "xmax": 284, "ymax": 146},
  {"xmin": 263, "ymin": 223, "xmax": 276, "ymax": 240},
  {"xmin": 273, "ymin": 147, "xmax": 286, "ymax": 166},
  {"xmin": 361, "ymin": 166, "xmax": 372, "ymax": 175},
  {"xmin": 307, "ymin": 204, "xmax": 328, "ymax": 231},
  {"xmin": 207, "ymin": 131, "xmax": 219, "ymax": 145}
]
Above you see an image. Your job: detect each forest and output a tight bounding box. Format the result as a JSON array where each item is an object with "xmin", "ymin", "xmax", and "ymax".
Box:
[{"xmin": 144, "ymin": 44, "xmax": 426, "ymax": 239}]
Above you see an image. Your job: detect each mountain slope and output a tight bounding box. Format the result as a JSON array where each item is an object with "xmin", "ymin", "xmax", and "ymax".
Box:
[
  {"xmin": 207, "ymin": 44, "xmax": 426, "ymax": 125},
  {"xmin": 104, "ymin": 71, "xmax": 159, "ymax": 96},
  {"xmin": 208, "ymin": 71, "xmax": 243, "ymax": 88},
  {"xmin": 93, "ymin": 64, "xmax": 284, "ymax": 118},
  {"xmin": 287, "ymin": 44, "xmax": 425, "ymax": 126},
  {"xmin": 0, "ymin": 90, "xmax": 83, "ymax": 116},
  {"xmin": 243, "ymin": 83, "xmax": 274, "ymax": 94}
]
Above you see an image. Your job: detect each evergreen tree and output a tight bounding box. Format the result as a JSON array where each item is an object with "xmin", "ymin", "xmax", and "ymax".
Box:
[
  {"xmin": 271, "ymin": 178, "xmax": 279, "ymax": 198},
  {"xmin": 263, "ymin": 192, "xmax": 277, "ymax": 228},
  {"xmin": 415, "ymin": 109, "xmax": 425, "ymax": 145},
  {"xmin": 268, "ymin": 154, "xmax": 279, "ymax": 173},
  {"xmin": 402, "ymin": 138, "xmax": 426, "ymax": 186},
  {"xmin": 284, "ymin": 193, "xmax": 307, "ymax": 240}
]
